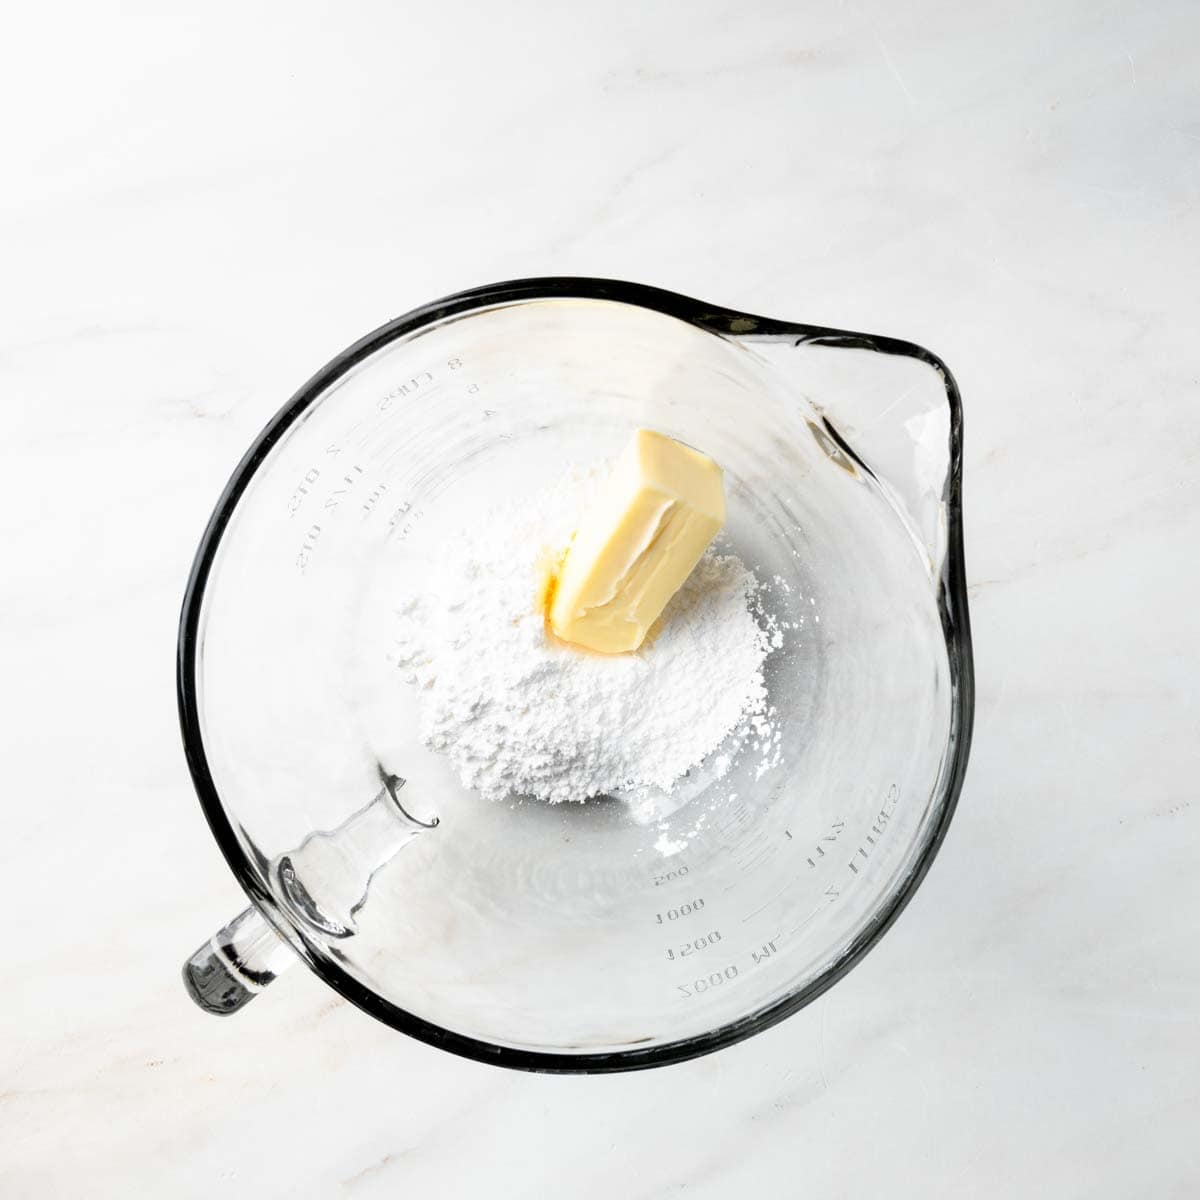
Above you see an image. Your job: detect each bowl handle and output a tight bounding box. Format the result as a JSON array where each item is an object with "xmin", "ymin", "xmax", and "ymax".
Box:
[
  {"xmin": 182, "ymin": 773, "xmax": 438, "ymax": 1016},
  {"xmin": 182, "ymin": 905, "xmax": 296, "ymax": 1015}
]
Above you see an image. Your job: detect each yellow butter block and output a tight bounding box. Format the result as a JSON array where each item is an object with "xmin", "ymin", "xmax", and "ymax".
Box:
[{"xmin": 549, "ymin": 429, "xmax": 726, "ymax": 653}]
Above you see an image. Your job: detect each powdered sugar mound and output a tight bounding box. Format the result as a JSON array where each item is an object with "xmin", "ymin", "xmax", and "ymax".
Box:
[{"xmin": 392, "ymin": 469, "xmax": 776, "ymax": 805}]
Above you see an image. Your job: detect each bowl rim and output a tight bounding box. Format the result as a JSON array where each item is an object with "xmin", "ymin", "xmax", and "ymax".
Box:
[{"xmin": 177, "ymin": 276, "xmax": 975, "ymax": 1073}]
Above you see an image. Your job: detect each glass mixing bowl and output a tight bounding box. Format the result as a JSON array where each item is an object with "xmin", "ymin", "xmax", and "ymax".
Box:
[{"xmin": 179, "ymin": 278, "xmax": 973, "ymax": 1071}]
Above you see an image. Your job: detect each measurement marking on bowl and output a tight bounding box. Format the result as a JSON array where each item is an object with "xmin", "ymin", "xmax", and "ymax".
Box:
[
  {"xmin": 716, "ymin": 803, "xmax": 753, "ymax": 838},
  {"xmin": 803, "ymin": 819, "xmax": 846, "ymax": 869},
  {"xmin": 286, "ymin": 445, "xmax": 359, "ymax": 519},
  {"xmin": 651, "ymin": 862, "xmax": 690, "ymax": 888},
  {"xmin": 846, "ymin": 785, "xmax": 900, "ymax": 874},
  {"xmin": 736, "ymin": 843, "xmax": 778, "ymax": 875},
  {"xmin": 786, "ymin": 905, "xmax": 824, "ymax": 940},
  {"xmin": 387, "ymin": 500, "xmax": 425, "ymax": 542},
  {"xmin": 377, "ymin": 370, "xmax": 434, "ymax": 412},
  {"xmin": 295, "ymin": 523, "xmax": 323, "ymax": 573},
  {"xmin": 674, "ymin": 940, "xmax": 779, "ymax": 1000},
  {"xmin": 715, "ymin": 814, "xmax": 748, "ymax": 840},
  {"xmin": 320, "ymin": 465, "xmax": 365, "ymax": 513},
  {"xmin": 740, "ymin": 882, "xmax": 797, "ymax": 924},
  {"xmin": 676, "ymin": 964, "xmax": 740, "ymax": 999},
  {"xmin": 653, "ymin": 898, "xmax": 705, "ymax": 923},
  {"xmin": 360, "ymin": 482, "xmax": 388, "ymax": 519},
  {"xmin": 286, "ymin": 466, "xmax": 322, "ymax": 517},
  {"xmin": 732, "ymin": 821, "xmax": 779, "ymax": 870},
  {"xmin": 750, "ymin": 940, "xmax": 779, "ymax": 965},
  {"xmin": 665, "ymin": 930, "xmax": 722, "ymax": 961},
  {"xmin": 446, "ymin": 356, "xmax": 485, "ymax": 398}
]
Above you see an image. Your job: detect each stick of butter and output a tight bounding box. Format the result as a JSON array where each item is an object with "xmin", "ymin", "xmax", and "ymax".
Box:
[{"xmin": 549, "ymin": 429, "xmax": 726, "ymax": 654}]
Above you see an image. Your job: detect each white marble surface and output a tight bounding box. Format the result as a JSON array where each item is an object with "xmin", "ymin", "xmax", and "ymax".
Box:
[{"xmin": 4, "ymin": 0, "xmax": 1199, "ymax": 1194}]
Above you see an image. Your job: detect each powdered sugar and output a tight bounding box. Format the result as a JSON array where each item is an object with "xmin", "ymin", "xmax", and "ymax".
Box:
[{"xmin": 391, "ymin": 465, "xmax": 778, "ymax": 807}]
